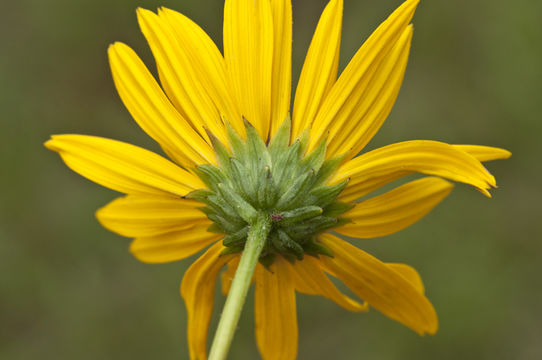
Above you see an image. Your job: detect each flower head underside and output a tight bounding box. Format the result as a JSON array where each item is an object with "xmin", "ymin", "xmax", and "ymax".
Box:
[{"xmin": 45, "ymin": 0, "xmax": 510, "ymax": 359}]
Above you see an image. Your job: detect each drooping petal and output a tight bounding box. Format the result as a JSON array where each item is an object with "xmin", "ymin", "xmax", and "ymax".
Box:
[
  {"xmin": 336, "ymin": 177, "xmax": 453, "ymax": 238},
  {"xmin": 108, "ymin": 42, "xmax": 216, "ymax": 166},
  {"xmin": 45, "ymin": 135, "xmax": 204, "ymax": 196},
  {"xmin": 136, "ymin": 8, "xmax": 229, "ymax": 144},
  {"xmin": 269, "ymin": 0, "xmax": 292, "ymax": 137},
  {"xmin": 290, "ymin": 256, "xmax": 367, "ymax": 312},
  {"xmin": 254, "ymin": 259, "xmax": 298, "ymax": 360},
  {"xmin": 333, "ymin": 140, "xmax": 497, "ymax": 202},
  {"xmin": 453, "ymin": 145, "xmax": 512, "ymax": 162},
  {"xmin": 130, "ymin": 224, "xmax": 220, "ymax": 264},
  {"xmin": 387, "ymin": 263, "xmax": 425, "ymax": 294},
  {"xmin": 308, "ymin": 0, "xmax": 419, "ymax": 156},
  {"xmin": 96, "ymin": 195, "xmax": 208, "ymax": 237},
  {"xmin": 318, "ymin": 234, "xmax": 438, "ymax": 335},
  {"xmin": 181, "ymin": 242, "xmax": 233, "ymax": 360},
  {"xmin": 224, "ymin": 0, "xmax": 273, "ymax": 139},
  {"xmin": 158, "ymin": 7, "xmax": 245, "ymax": 136},
  {"xmin": 291, "ymin": 0, "xmax": 343, "ymax": 140}
]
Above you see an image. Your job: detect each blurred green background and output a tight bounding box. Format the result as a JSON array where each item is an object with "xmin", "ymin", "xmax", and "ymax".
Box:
[{"xmin": 2, "ymin": 0, "xmax": 540, "ymax": 359}]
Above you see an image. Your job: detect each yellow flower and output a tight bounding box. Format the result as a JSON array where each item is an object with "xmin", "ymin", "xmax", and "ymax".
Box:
[{"xmin": 45, "ymin": 0, "xmax": 510, "ymax": 359}]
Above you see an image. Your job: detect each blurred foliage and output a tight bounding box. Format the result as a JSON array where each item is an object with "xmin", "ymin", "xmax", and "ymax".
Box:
[{"xmin": 1, "ymin": 0, "xmax": 541, "ymax": 359}]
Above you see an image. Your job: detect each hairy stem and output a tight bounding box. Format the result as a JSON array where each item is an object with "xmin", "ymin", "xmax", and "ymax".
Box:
[{"xmin": 209, "ymin": 213, "xmax": 271, "ymax": 360}]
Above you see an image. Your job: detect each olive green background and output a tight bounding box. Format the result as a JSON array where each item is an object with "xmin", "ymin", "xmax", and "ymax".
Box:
[{"xmin": 2, "ymin": 0, "xmax": 540, "ymax": 359}]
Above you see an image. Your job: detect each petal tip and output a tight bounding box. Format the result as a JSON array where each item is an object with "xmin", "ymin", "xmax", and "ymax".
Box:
[
  {"xmin": 44, "ymin": 138, "xmax": 55, "ymax": 150},
  {"xmin": 135, "ymin": 7, "xmax": 148, "ymax": 15}
]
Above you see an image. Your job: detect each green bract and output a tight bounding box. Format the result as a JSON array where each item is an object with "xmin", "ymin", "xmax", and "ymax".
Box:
[{"xmin": 188, "ymin": 118, "xmax": 353, "ymax": 266}]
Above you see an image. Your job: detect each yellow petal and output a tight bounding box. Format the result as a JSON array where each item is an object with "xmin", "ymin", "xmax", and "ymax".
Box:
[
  {"xmin": 254, "ymin": 259, "xmax": 298, "ymax": 360},
  {"xmin": 181, "ymin": 242, "xmax": 233, "ymax": 360},
  {"xmin": 96, "ymin": 195, "xmax": 208, "ymax": 237},
  {"xmin": 338, "ymin": 171, "xmax": 410, "ymax": 203},
  {"xmin": 453, "ymin": 145, "xmax": 512, "ymax": 162},
  {"xmin": 220, "ymin": 256, "xmax": 240, "ymax": 296},
  {"xmin": 308, "ymin": 0, "xmax": 419, "ymax": 156},
  {"xmin": 224, "ymin": 0, "xmax": 273, "ymax": 139},
  {"xmin": 319, "ymin": 234, "xmax": 438, "ymax": 335},
  {"xmin": 387, "ymin": 263, "xmax": 425, "ymax": 294},
  {"xmin": 333, "ymin": 140, "xmax": 497, "ymax": 202},
  {"xmin": 326, "ymin": 26, "xmax": 413, "ymax": 160},
  {"xmin": 291, "ymin": 0, "xmax": 342, "ymax": 140},
  {"xmin": 336, "ymin": 177, "xmax": 453, "ymax": 238},
  {"xmin": 45, "ymin": 135, "xmax": 204, "ymax": 196},
  {"xmin": 269, "ymin": 0, "xmax": 292, "ymax": 137},
  {"xmin": 108, "ymin": 42, "xmax": 216, "ymax": 166},
  {"xmin": 290, "ymin": 256, "xmax": 367, "ymax": 312},
  {"xmin": 158, "ymin": 7, "xmax": 245, "ymax": 137},
  {"xmin": 130, "ymin": 224, "xmax": 220, "ymax": 264},
  {"xmin": 136, "ymin": 8, "xmax": 229, "ymax": 145}
]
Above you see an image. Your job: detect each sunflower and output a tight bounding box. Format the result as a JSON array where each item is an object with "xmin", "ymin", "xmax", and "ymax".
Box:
[{"xmin": 45, "ymin": 0, "xmax": 510, "ymax": 359}]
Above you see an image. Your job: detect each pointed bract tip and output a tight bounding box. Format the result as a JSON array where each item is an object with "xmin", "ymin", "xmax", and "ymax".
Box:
[
  {"xmin": 203, "ymin": 127, "xmax": 218, "ymax": 143},
  {"xmin": 242, "ymin": 116, "xmax": 255, "ymax": 129}
]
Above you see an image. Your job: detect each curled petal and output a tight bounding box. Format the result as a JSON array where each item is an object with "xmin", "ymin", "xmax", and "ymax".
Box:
[
  {"xmin": 319, "ymin": 234, "xmax": 438, "ymax": 335},
  {"xmin": 453, "ymin": 145, "xmax": 512, "ymax": 162},
  {"xmin": 334, "ymin": 140, "xmax": 497, "ymax": 201},
  {"xmin": 387, "ymin": 263, "xmax": 425, "ymax": 294},
  {"xmin": 290, "ymin": 256, "xmax": 367, "ymax": 312},
  {"xmin": 336, "ymin": 177, "xmax": 453, "ymax": 238}
]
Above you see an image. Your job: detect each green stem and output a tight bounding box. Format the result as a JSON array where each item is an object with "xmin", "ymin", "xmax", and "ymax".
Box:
[{"xmin": 209, "ymin": 213, "xmax": 271, "ymax": 360}]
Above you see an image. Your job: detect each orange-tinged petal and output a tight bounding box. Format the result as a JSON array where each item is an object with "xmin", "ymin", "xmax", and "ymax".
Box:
[
  {"xmin": 130, "ymin": 224, "xmax": 220, "ymax": 264},
  {"xmin": 224, "ymin": 0, "xmax": 273, "ymax": 139},
  {"xmin": 96, "ymin": 195, "xmax": 208, "ymax": 238},
  {"xmin": 181, "ymin": 242, "xmax": 233, "ymax": 360},
  {"xmin": 336, "ymin": 177, "xmax": 453, "ymax": 238},
  {"xmin": 136, "ymin": 8, "xmax": 229, "ymax": 145},
  {"xmin": 333, "ymin": 140, "xmax": 497, "ymax": 202},
  {"xmin": 45, "ymin": 135, "xmax": 204, "ymax": 196},
  {"xmin": 291, "ymin": 0, "xmax": 342, "ymax": 141},
  {"xmin": 308, "ymin": 0, "xmax": 419, "ymax": 156},
  {"xmin": 158, "ymin": 7, "xmax": 245, "ymax": 136},
  {"xmin": 453, "ymin": 145, "xmax": 512, "ymax": 162},
  {"xmin": 269, "ymin": 0, "xmax": 292, "ymax": 137},
  {"xmin": 319, "ymin": 234, "xmax": 438, "ymax": 335},
  {"xmin": 108, "ymin": 42, "xmax": 215, "ymax": 166},
  {"xmin": 290, "ymin": 256, "xmax": 367, "ymax": 312},
  {"xmin": 254, "ymin": 258, "xmax": 298, "ymax": 360}
]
